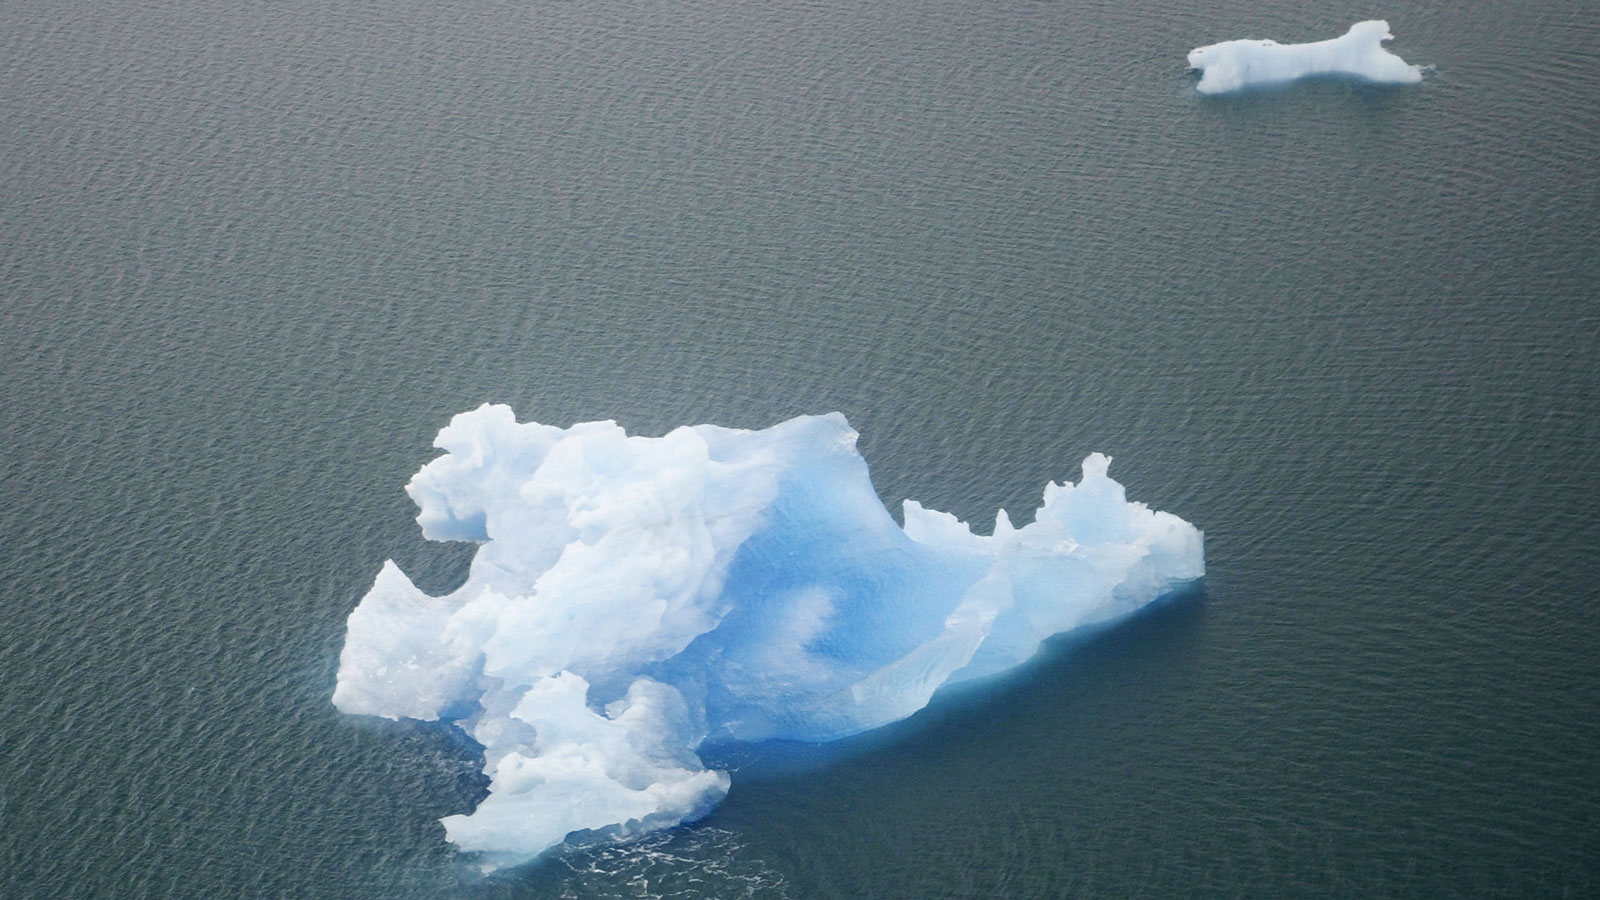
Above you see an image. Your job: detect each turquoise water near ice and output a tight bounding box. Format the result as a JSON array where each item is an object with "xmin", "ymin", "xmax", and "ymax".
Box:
[{"xmin": 2, "ymin": 0, "xmax": 1597, "ymax": 896}]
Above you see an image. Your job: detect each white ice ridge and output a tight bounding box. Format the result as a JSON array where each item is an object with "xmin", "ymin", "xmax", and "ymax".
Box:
[
  {"xmin": 1188, "ymin": 20, "xmax": 1425, "ymax": 95},
  {"xmin": 333, "ymin": 406, "xmax": 1204, "ymax": 870}
]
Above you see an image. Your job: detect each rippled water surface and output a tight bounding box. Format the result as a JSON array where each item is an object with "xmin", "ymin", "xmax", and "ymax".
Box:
[{"xmin": 3, "ymin": 0, "xmax": 1597, "ymax": 896}]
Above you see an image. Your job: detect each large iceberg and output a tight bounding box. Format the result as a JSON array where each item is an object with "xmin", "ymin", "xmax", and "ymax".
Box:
[
  {"xmin": 334, "ymin": 406, "xmax": 1204, "ymax": 870},
  {"xmin": 1188, "ymin": 20, "xmax": 1425, "ymax": 95}
]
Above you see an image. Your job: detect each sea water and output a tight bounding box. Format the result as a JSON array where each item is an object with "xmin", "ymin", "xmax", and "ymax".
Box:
[{"xmin": 2, "ymin": 0, "xmax": 1597, "ymax": 896}]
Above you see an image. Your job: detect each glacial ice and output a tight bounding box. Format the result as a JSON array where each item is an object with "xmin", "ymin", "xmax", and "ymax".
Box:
[
  {"xmin": 333, "ymin": 405, "xmax": 1204, "ymax": 870},
  {"xmin": 1188, "ymin": 20, "xmax": 1425, "ymax": 95}
]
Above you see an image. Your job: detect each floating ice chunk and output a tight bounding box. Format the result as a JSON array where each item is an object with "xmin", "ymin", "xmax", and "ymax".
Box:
[
  {"xmin": 333, "ymin": 406, "xmax": 1204, "ymax": 870},
  {"xmin": 438, "ymin": 673, "xmax": 730, "ymax": 869},
  {"xmin": 1188, "ymin": 20, "xmax": 1425, "ymax": 95}
]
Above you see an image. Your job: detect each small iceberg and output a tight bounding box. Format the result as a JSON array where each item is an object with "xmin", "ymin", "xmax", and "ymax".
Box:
[{"xmin": 1188, "ymin": 20, "xmax": 1426, "ymax": 95}]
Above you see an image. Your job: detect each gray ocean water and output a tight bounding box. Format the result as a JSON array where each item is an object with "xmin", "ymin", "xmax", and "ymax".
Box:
[{"xmin": 3, "ymin": 0, "xmax": 1598, "ymax": 896}]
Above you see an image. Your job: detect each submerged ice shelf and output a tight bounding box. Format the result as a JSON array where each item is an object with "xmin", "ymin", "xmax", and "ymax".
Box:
[
  {"xmin": 1188, "ymin": 20, "xmax": 1426, "ymax": 95},
  {"xmin": 334, "ymin": 406, "xmax": 1204, "ymax": 870}
]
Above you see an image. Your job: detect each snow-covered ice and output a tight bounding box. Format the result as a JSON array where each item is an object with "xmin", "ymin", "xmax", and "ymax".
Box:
[
  {"xmin": 1188, "ymin": 20, "xmax": 1425, "ymax": 95},
  {"xmin": 334, "ymin": 405, "xmax": 1204, "ymax": 870}
]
